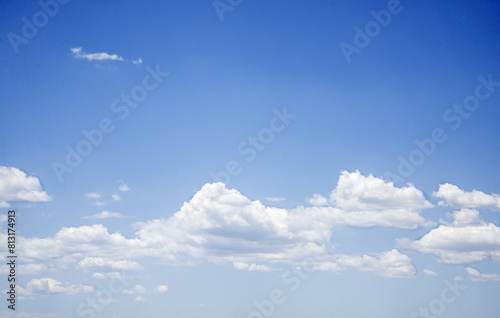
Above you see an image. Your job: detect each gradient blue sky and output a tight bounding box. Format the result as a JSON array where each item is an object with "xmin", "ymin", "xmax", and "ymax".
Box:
[{"xmin": 1, "ymin": 0, "xmax": 500, "ymax": 317}]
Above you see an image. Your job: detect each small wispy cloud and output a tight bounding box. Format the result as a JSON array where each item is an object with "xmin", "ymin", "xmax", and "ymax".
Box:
[
  {"xmin": 71, "ymin": 47, "xmax": 124, "ymax": 62},
  {"xmin": 266, "ymin": 197, "xmax": 285, "ymax": 202},
  {"xmin": 83, "ymin": 211, "xmax": 125, "ymax": 219},
  {"xmin": 71, "ymin": 47, "xmax": 142, "ymax": 64},
  {"xmin": 233, "ymin": 261, "xmax": 271, "ymax": 271},
  {"xmin": 85, "ymin": 193, "xmax": 121, "ymax": 206},
  {"xmin": 118, "ymin": 180, "xmax": 130, "ymax": 192},
  {"xmin": 423, "ymin": 269, "xmax": 437, "ymax": 276},
  {"xmin": 465, "ymin": 267, "xmax": 500, "ymax": 281},
  {"xmin": 153, "ymin": 285, "xmax": 168, "ymax": 293},
  {"xmin": 111, "ymin": 194, "xmax": 121, "ymax": 202},
  {"xmin": 85, "ymin": 193, "xmax": 101, "ymax": 199}
]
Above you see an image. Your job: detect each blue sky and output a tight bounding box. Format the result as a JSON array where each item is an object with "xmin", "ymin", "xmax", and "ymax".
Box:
[{"xmin": 1, "ymin": 0, "xmax": 500, "ymax": 317}]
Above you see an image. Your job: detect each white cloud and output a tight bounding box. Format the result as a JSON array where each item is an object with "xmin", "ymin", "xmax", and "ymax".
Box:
[
  {"xmin": 423, "ymin": 269, "xmax": 437, "ymax": 276},
  {"xmin": 331, "ymin": 170, "xmax": 433, "ymax": 211},
  {"xmin": 17, "ymin": 278, "xmax": 94, "ymax": 295},
  {"xmin": 85, "ymin": 193, "xmax": 101, "ymax": 199},
  {"xmin": 132, "ymin": 58, "xmax": 143, "ymax": 65},
  {"xmin": 118, "ymin": 180, "xmax": 130, "ymax": 192},
  {"xmin": 134, "ymin": 296, "xmax": 146, "ymax": 302},
  {"xmin": 398, "ymin": 209, "xmax": 500, "ymax": 264},
  {"xmin": 15, "ymin": 171, "xmax": 436, "ymax": 278},
  {"xmin": 306, "ymin": 194, "xmax": 329, "ymax": 206},
  {"xmin": 85, "ymin": 192, "xmax": 121, "ymax": 206},
  {"xmin": 433, "ymin": 183, "xmax": 500, "ymax": 210},
  {"xmin": 22, "ymin": 224, "xmax": 145, "ymax": 264},
  {"xmin": 93, "ymin": 272, "xmax": 123, "ymax": 280},
  {"xmin": 233, "ymin": 262, "xmax": 271, "ymax": 271},
  {"xmin": 266, "ymin": 197, "xmax": 285, "ymax": 202},
  {"xmin": 77, "ymin": 257, "xmax": 143, "ymax": 272},
  {"xmin": 0, "ymin": 166, "xmax": 52, "ymax": 207},
  {"xmin": 71, "ymin": 47, "xmax": 124, "ymax": 62},
  {"xmin": 314, "ymin": 249, "xmax": 415, "ymax": 278},
  {"xmin": 122, "ymin": 289, "xmax": 134, "ymax": 295},
  {"xmin": 464, "ymin": 267, "xmax": 500, "ymax": 281},
  {"xmin": 83, "ymin": 211, "xmax": 125, "ymax": 219},
  {"xmin": 153, "ymin": 285, "xmax": 168, "ymax": 293},
  {"xmin": 134, "ymin": 285, "xmax": 146, "ymax": 294}
]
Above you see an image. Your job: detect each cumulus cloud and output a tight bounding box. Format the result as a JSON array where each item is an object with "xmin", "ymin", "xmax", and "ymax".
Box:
[
  {"xmin": 0, "ymin": 166, "xmax": 52, "ymax": 207},
  {"xmin": 16, "ymin": 278, "xmax": 94, "ymax": 295},
  {"xmin": 118, "ymin": 180, "xmax": 130, "ymax": 192},
  {"xmin": 433, "ymin": 183, "xmax": 500, "ymax": 210},
  {"xmin": 134, "ymin": 296, "xmax": 147, "ymax": 302},
  {"xmin": 133, "ymin": 173, "xmax": 433, "ymax": 264},
  {"xmin": 331, "ymin": 171, "xmax": 433, "ymax": 211},
  {"xmin": 306, "ymin": 194, "xmax": 329, "ymax": 206},
  {"xmin": 464, "ymin": 267, "xmax": 500, "ymax": 281},
  {"xmin": 132, "ymin": 58, "xmax": 143, "ymax": 65},
  {"xmin": 71, "ymin": 47, "xmax": 124, "ymax": 62},
  {"xmin": 233, "ymin": 262, "xmax": 271, "ymax": 271},
  {"xmin": 12, "ymin": 171, "xmax": 437, "ymax": 279},
  {"xmin": 398, "ymin": 209, "xmax": 500, "ymax": 264},
  {"xmin": 22, "ymin": 224, "xmax": 145, "ymax": 264},
  {"xmin": 153, "ymin": 285, "xmax": 168, "ymax": 293},
  {"xmin": 314, "ymin": 249, "xmax": 415, "ymax": 278},
  {"xmin": 134, "ymin": 285, "xmax": 146, "ymax": 294},
  {"xmin": 83, "ymin": 211, "xmax": 125, "ymax": 219}
]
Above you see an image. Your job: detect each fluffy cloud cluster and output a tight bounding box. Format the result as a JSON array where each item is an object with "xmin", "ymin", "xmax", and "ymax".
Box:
[
  {"xmin": 330, "ymin": 171, "xmax": 433, "ymax": 211},
  {"xmin": 12, "ymin": 171, "xmax": 433, "ymax": 279},
  {"xmin": 433, "ymin": 183, "xmax": 500, "ymax": 210},
  {"xmin": 398, "ymin": 209, "xmax": 500, "ymax": 264},
  {"xmin": 0, "ymin": 166, "xmax": 52, "ymax": 207},
  {"xmin": 10, "ymin": 171, "xmax": 500, "ymax": 282}
]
